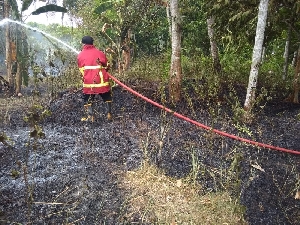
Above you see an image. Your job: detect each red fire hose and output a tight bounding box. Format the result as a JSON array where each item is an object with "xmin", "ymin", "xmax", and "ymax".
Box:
[{"xmin": 109, "ymin": 74, "xmax": 300, "ymax": 155}]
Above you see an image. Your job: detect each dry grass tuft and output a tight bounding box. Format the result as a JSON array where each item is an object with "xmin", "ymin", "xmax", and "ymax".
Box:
[{"xmin": 122, "ymin": 162, "xmax": 247, "ymax": 224}]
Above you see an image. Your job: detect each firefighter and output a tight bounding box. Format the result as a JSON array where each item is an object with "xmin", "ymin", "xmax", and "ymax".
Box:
[{"xmin": 77, "ymin": 36, "xmax": 112, "ymax": 122}]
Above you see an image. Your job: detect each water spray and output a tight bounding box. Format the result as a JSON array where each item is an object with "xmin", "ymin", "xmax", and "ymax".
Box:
[{"xmin": 0, "ymin": 18, "xmax": 80, "ymax": 54}]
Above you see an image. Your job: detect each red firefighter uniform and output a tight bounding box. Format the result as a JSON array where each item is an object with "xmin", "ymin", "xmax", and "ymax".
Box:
[{"xmin": 77, "ymin": 44, "xmax": 111, "ymax": 94}]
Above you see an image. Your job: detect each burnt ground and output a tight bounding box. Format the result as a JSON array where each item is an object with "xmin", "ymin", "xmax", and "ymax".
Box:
[{"xmin": 0, "ymin": 81, "xmax": 300, "ymax": 224}]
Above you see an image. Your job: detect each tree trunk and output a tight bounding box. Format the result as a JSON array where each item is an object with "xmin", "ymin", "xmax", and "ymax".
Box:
[
  {"xmin": 207, "ymin": 16, "xmax": 221, "ymax": 74},
  {"xmin": 244, "ymin": 0, "xmax": 269, "ymax": 111},
  {"xmin": 282, "ymin": 25, "xmax": 291, "ymax": 80},
  {"xmin": 117, "ymin": 24, "xmax": 131, "ymax": 74},
  {"xmin": 292, "ymin": 51, "xmax": 297, "ymax": 67},
  {"xmin": 293, "ymin": 46, "xmax": 300, "ymax": 103},
  {"xmin": 4, "ymin": 0, "xmax": 12, "ymax": 93},
  {"xmin": 122, "ymin": 29, "xmax": 131, "ymax": 71},
  {"xmin": 15, "ymin": 62, "xmax": 21, "ymax": 95},
  {"xmin": 166, "ymin": 3, "xmax": 171, "ymax": 40},
  {"xmin": 261, "ymin": 47, "xmax": 266, "ymax": 62},
  {"xmin": 169, "ymin": 0, "xmax": 182, "ymax": 102}
]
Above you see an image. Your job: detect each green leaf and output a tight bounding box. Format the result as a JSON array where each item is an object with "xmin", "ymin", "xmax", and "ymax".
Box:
[
  {"xmin": 94, "ymin": 1, "xmax": 114, "ymax": 15},
  {"xmin": 229, "ymin": 10, "xmax": 251, "ymax": 22},
  {"xmin": 21, "ymin": 0, "xmax": 35, "ymax": 12},
  {"xmin": 11, "ymin": 169, "xmax": 20, "ymax": 178},
  {"xmin": 31, "ymin": 4, "xmax": 68, "ymax": 15},
  {"xmin": 0, "ymin": 134, "xmax": 6, "ymax": 143},
  {"xmin": 8, "ymin": 0, "xmax": 21, "ymax": 20},
  {"xmin": 296, "ymin": 1, "xmax": 300, "ymax": 13},
  {"xmin": 30, "ymin": 129, "xmax": 38, "ymax": 138},
  {"xmin": 212, "ymin": 3, "xmax": 221, "ymax": 10}
]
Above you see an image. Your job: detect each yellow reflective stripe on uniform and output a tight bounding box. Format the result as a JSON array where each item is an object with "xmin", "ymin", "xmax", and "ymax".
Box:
[
  {"xmin": 83, "ymin": 82, "xmax": 110, "ymax": 88},
  {"xmin": 81, "ymin": 65, "xmax": 108, "ymax": 70},
  {"xmin": 81, "ymin": 65, "xmax": 110, "ymax": 88},
  {"xmin": 99, "ymin": 71, "xmax": 104, "ymax": 84},
  {"xmin": 84, "ymin": 65, "xmax": 102, "ymax": 69}
]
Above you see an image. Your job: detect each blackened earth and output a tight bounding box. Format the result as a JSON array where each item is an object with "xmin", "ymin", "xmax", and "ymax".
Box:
[{"xmin": 0, "ymin": 81, "xmax": 300, "ymax": 224}]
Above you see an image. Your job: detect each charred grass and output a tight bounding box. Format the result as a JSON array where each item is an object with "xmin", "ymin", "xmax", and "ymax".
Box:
[{"xmin": 0, "ymin": 69, "xmax": 299, "ymax": 224}]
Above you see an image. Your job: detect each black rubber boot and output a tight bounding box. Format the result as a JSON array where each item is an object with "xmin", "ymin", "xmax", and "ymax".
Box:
[{"xmin": 106, "ymin": 102, "xmax": 112, "ymax": 120}]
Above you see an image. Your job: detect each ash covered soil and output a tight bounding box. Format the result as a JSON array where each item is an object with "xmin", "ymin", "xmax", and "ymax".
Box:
[{"xmin": 0, "ymin": 81, "xmax": 300, "ymax": 225}]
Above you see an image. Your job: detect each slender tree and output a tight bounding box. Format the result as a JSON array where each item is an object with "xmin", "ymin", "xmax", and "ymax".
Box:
[
  {"xmin": 166, "ymin": 1, "xmax": 171, "ymax": 38},
  {"xmin": 207, "ymin": 16, "xmax": 221, "ymax": 74},
  {"xmin": 169, "ymin": 0, "xmax": 182, "ymax": 102},
  {"xmin": 4, "ymin": 0, "xmax": 12, "ymax": 92},
  {"xmin": 244, "ymin": 0, "xmax": 269, "ymax": 111},
  {"xmin": 293, "ymin": 45, "xmax": 300, "ymax": 103},
  {"xmin": 282, "ymin": 25, "xmax": 291, "ymax": 80}
]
